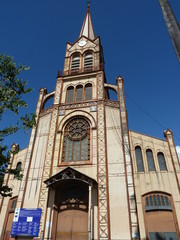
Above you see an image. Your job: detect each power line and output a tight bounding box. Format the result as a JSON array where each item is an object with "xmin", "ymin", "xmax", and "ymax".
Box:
[{"xmin": 125, "ymin": 93, "xmax": 180, "ymax": 143}]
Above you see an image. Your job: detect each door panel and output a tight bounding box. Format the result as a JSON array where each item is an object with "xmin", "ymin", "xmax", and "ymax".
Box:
[
  {"xmin": 56, "ymin": 209, "xmax": 88, "ymax": 240},
  {"xmin": 4, "ymin": 212, "xmax": 15, "ymax": 240},
  {"xmin": 149, "ymin": 232, "xmax": 178, "ymax": 240}
]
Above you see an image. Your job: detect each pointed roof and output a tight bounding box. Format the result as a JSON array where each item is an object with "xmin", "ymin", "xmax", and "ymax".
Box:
[
  {"xmin": 79, "ymin": 6, "xmax": 95, "ymax": 40},
  {"xmin": 44, "ymin": 167, "xmax": 97, "ymax": 189}
]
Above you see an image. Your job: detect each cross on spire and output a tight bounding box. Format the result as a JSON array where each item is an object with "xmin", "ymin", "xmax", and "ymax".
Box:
[{"xmin": 87, "ymin": 0, "xmax": 91, "ymax": 8}]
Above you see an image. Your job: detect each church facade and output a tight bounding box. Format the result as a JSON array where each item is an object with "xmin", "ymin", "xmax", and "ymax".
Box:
[{"xmin": 0, "ymin": 7, "xmax": 180, "ymax": 240}]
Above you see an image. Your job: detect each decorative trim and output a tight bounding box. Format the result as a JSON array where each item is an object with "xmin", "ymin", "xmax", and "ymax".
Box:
[
  {"xmin": 44, "ymin": 167, "xmax": 97, "ymax": 189},
  {"xmin": 96, "ymin": 72, "xmax": 110, "ymax": 239},
  {"xmin": 57, "ymin": 110, "xmax": 96, "ymax": 131}
]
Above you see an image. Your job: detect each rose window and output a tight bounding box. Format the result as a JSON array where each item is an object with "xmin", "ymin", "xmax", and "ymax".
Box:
[
  {"xmin": 66, "ymin": 119, "xmax": 88, "ymax": 140},
  {"xmin": 62, "ymin": 118, "xmax": 90, "ymax": 162}
]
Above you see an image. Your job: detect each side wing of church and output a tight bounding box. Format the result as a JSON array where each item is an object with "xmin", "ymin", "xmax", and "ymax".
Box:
[{"xmin": 0, "ymin": 6, "xmax": 180, "ymax": 240}]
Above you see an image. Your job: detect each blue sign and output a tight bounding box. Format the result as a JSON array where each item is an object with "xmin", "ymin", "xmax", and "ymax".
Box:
[{"xmin": 10, "ymin": 208, "xmax": 42, "ymax": 237}]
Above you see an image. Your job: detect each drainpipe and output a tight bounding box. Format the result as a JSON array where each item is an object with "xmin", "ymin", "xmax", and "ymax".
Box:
[{"xmin": 88, "ymin": 185, "xmax": 92, "ymax": 240}]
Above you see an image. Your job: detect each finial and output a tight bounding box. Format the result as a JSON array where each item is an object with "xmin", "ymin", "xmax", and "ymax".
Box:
[{"xmin": 87, "ymin": 0, "xmax": 91, "ymax": 8}]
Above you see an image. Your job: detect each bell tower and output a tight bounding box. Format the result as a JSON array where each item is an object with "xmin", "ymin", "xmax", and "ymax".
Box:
[
  {"xmin": 62, "ymin": 5, "xmax": 104, "ymax": 79},
  {"xmin": 58, "ymin": 6, "xmax": 111, "ymax": 239},
  {"xmin": 36, "ymin": 5, "xmax": 139, "ymax": 239}
]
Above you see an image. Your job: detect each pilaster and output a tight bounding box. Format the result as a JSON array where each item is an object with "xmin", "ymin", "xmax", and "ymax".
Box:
[
  {"xmin": 164, "ymin": 130, "xmax": 180, "ymax": 190},
  {"xmin": 16, "ymin": 88, "xmax": 47, "ymax": 209},
  {"xmin": 38, "ymin": 79, "xmax": 63, "ymax": 238},
  {"xmin": 97, "ymin": 72, "xmax": 110, "ymax": 240},
  {"xmin": 117, "ymin": 76, "xmax": 139, "ymax": 239}
]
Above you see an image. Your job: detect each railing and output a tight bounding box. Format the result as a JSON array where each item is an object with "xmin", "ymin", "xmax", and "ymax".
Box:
[{"xmin": 62, "ymin": 63, "xmax": 104, "ymax": 76}]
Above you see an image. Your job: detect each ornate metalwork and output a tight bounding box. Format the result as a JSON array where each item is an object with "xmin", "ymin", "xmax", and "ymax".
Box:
[
  {"xmin": 59, "ymin": 100, "xmax": 97, "ymax": 110},
  {"xmin": 105, "ymin": 100, "xmax": 119, "ymax": 108},
  {"xmin": 63, "ymin": 64, "xmax": 104, "ymax": 76},
  {"xmin": 45, "ymin": 167, "xmax": 97, "ymax": 189},
  {"xmin": 66, "ymin": 119, "xmax": 88, "ymax": 140},
  {"xmin": 62, "ymin": 118, "xmax": 90, "ymax": 162},
  {"xmin": 40, "ymin": 106, "xmax": 53, "ymax": 117}
]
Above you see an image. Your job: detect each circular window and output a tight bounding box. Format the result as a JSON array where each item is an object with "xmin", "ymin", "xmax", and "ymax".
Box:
[{"xmin": 66, "ymin": 119, "xmax": 89, "ymax": 140}]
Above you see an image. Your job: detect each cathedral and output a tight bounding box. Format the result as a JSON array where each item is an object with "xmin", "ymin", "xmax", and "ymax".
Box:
[{"xmin": 0, "ymin": 5, "xmax": 180, "ymax": 240}]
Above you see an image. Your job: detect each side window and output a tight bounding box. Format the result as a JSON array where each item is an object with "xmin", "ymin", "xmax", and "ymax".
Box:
[
  {"xmin": 84, "ymin": 52, "xmax": 93, "ymax": 71},
  {"xmin": 75, "ymin": 85, "xmax": 83, "ymax": 102},
  {"xmin": 11, "ymin": 199, "xmax": 17, "ymax": 210},
  {"xmin": 85, "ymin": 83, "xmax": 92, "ymax": 100},
  {"xmin": 66, "ymin": 86, "xmax": 74, "ymax": 103},
  {"xmin": 62, "ymin": 118, "xmax": 90, "ymax": 162},
  {"xmin": 16, "ymin": 162, "xmax": 22, "ymax": 171},
  {"xmin": 157, "ymin": 152, "xmax": 167, "ymax": 171},
  {"xmin": 135, "ymin": 146, "xmax": 144, "ymax": 172},
  {"xmin": 145, "ymin": 194, "xmax": 171, "ymax": 211},
  {"xmin": 71, "ymin": 54, "xmax": 80, "ymax": 73},
  {"xmin": 146, "ymin": 149, "xmax": 155, "ymax": 171}
]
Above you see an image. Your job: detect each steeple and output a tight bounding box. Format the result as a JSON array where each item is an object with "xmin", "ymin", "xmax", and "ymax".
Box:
[{"xmin": 79, "ymin": 5, "xmax": 95, "ymax": 40}]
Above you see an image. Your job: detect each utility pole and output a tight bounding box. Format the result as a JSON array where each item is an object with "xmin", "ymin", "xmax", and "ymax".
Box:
[{"xmin": 159, "ymin": 0, "xmax": 180, "ymax": 63}]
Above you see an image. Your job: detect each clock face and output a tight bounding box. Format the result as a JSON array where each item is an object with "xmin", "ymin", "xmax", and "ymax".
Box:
[{"xmin": 78, "ymin": 40, "xmax": 87, "ymax": 47}]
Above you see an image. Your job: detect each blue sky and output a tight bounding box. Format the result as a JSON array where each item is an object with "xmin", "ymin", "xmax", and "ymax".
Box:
[{"xmin": 0, "ymin": 0, "xmax": 180, "ymax": 156}]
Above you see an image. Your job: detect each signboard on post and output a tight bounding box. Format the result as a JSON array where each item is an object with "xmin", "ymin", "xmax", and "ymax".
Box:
[{"xmin": 10, "ymin": 208, "xmax": 42, "ymax": 237}]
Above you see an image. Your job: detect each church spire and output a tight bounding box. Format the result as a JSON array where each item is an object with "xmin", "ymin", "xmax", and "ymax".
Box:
[{"xmin": 79, "ymin": 5, "xmax": 95, "ymax": 40}]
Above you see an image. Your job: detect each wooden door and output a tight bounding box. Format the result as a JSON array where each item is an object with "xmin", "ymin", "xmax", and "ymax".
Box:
[
  {"xmin": 56, "ymin": 209, "xmax": 88, "ymax": 240},
  {"xmin": 4, "ymin": 212, "xmax": 15, "ymax": 240}
]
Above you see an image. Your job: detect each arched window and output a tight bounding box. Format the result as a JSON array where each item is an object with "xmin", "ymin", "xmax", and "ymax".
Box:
[
  {"xmin": 146, "ymin": 149, "xmax": 155, "ymax": 171},
  {"xmin": 85, "ymin": 83, "xmax": 92, "ymax": 100},
  {"xmin": 135, "ymin": 146, "xmax": 144, "ymax": 172},
  {"xmin": 157, "ymin": 152, "xmax": 167, "ymax": 171},
  {"xmin": 71, "ymin": 54, "xmax": 80, "ymax": 73},
  {"xmin": 62, "ymin": 118, "xmax": 90, "ymax": 162},
  {"xmin": 66, "ymin": 86, "xmax": 74, "ymax": 103},
  {"xmin": 84, "ymin": 52, "xmax": 93, "ymax": 71},
  {"xmin": 16, "ymin": 162, "xmax": 22, "ymax": 171},
  {"xmin": 75, "ymin": 85, "xmax": 83, "ymax": 102},
  {"xmin": 145, "ymin": 194, "xmax": 171, "ymax": 211}
]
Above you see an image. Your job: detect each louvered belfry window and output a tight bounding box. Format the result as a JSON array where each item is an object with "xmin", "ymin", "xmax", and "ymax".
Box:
[
  {"xmin": 146, "ymin": 149, "xmax": 155, "ymax": 171},
  {"xmin": 135, "ymin": 146, "xmax": 144, "ymax": 172},
  {"xmin": 75, "ymin": 85, "xmax": 83, "ymax": 102},
  {"xmin": 66, "ymin": 86, "xmax": 74, "ymax": 103},
  {"xmin": 157, "ymin": 152, "xmax": 167, "ymax": 171},
  {"xmin": 84, "ymin": 52, "xmax": 93, "ymax": 71},
  {"xmin": 62, "ymin": 118, "xmax": 90, "ymax": 162},
  {"xmin": 71, "ymin": 55, "xmax": 80, "ymax": 73},
  {"xmin": 85, "ymin": 83, "xmax": 92, "ymax": 100}
]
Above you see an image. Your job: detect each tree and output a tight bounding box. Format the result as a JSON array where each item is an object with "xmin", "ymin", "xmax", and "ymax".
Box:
[{"xmin": 0, "ymin": 54, "xmax": 36, "ymax": 197}]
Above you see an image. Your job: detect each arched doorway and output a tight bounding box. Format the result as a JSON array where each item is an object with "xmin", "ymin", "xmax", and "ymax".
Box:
[
  {"xmin": 45, "ymin": 167, "xmax": 97, "ymax": 240},
  {"xmin": 2, "ymin": 197, "xmax": 17, "ymax": 240},
  {"xmin": 55, "ymin": 184, "xmax": 88, "ymax": 240},
  {"xmin": 143, "ymin": 193, "xmax": 179, "ymax": 239}
]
